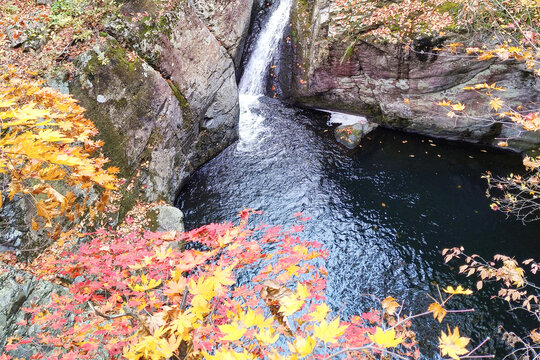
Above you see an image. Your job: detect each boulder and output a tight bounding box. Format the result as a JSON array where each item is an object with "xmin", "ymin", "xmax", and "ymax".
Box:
[
  {"xmin": 145, "ymin": 205, "xmax": 185, "ymax": 233},
  {"xmin": 335, "ymin": 121, "xmax": 377, "ymax": 149}
]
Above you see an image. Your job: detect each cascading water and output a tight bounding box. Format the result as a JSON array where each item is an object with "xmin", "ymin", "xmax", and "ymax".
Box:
[
  {"xmin": 237, "ymin": 0, "xmax": 293, "ymax": 151},
  {"xmin": 178, "ymin": 0, "xmax": 540, "ymax": 356}
]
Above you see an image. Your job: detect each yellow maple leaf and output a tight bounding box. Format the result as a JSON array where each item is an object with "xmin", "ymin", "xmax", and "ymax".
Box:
[
  {"xmin": 296, "ymin": 283, "xmax": 309, "ymax": 299},
  {"xmin": 211, "ymin": 266, "xmax": 235, "ymax": 289},
  {"xmin": 35, "ymin": 129, "xmax": 71, "ymax": 143},
  {"xmin": 428, "ymin": 302, "xmax": 447, "ymax": 323},
  {"xmin": 437, "ymin": 100, "xmax": 451, "ymax": 106},
  {"xmin": 218, "ymin": 322, "xmax": 247, "ymax": 342},
  {"xmin": 191, "ymin": 295, "xmax": 211, "ymax": 318},
  {"xmin": 279, "ymin": 294, "xmax": 305, "ymax": 316},
  {"xmin": 169, "ymin": 311, "xmax": 195, "ymax": 340},
  {"xmin": 0, "ymin": 98, "xmax": 16, "ymax": 108},
  {"xmin": 256, "ymin": 328, "xmax": 279, "ymax": 345},
  {"xmin": 450, "ymin": 103, "xmax": 465, "ymax": 111},
  {"xmin": 369, "ymin": 327, "xmax": 403, "ymax": 348},
  {"xmin": 160, "ymin": 334, "xmax": 182, "ymax": 359},
  {"xmin": 313, "ymin": 318, "xmax": 348, "ymax": 343},
  {"xmin": 477, "ymin": 52, "xmax": 494, "ymax": 61},
  {"xmin": 288, "ymin": 335, "xmax": 315, "ymax": 356},
  {"xmin": 286, "ymin": 265, "xmax": 301, "ymax": 277},
  {"xmin": 188, "ymin": 276, "xmax": 215, "ymax": 301},
  {"xmin": 129, "ymin": 274, "xmax": 162, "ymax": 292},
  {"xmin": 309, "ymin": 303, "xmax": 330, "ymax": 322},
  {"xmin": 239, "ymin": 308, "xmax": 272, "ymax": 328},
  {"xmin": 489, "ymin": 97, "xmax": 504, "ymax": 111},
  {"xmin": 381, "ymin": 296, "xmax": 400, "ymax": 316},
  {"xmin": 443, "ymin": 285, "xmax": 473, "ymax": 295},
  {"xmin": 439, "ymin": 326, "xmax": 470, "ymax": 360}
]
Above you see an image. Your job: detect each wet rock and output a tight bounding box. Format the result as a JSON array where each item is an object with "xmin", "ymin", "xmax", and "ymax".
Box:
[
  {"xmin": 101, "ymin": 1, "xmax": 240, "ymax": 201},
  {"xmin": 334, "ymin": 121, "xmax": 377, "ymax": 149}
]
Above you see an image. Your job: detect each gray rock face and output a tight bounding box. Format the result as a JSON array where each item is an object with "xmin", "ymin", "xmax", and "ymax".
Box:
[
  {"xmin": 283, "ymin": 0, "xmax": 540, "ymax": 151},
  {"xmin": 190, "ymin": 0, "xmax": 254, "ymax": 70},
  {"xmin": 0, "ymin": 198, "xmax": 30, "ymax": 251},
  {"xmin": 97, "ymin": 1, "xmax": 240, "ymax": 202},
  {"xmin": 69, "ymin": 41, "xmax": 194, "ymax": 203},
  {"xmin": 6, "ymin": 21, "xmax": 48, "ymax": 51},
  {"xmin": 49, "ymin": 0, "xmax": 248, "ymax": 204},
  {"xmin": 0, "ymin": 263, "xmax": 66, "ymax": 358}
]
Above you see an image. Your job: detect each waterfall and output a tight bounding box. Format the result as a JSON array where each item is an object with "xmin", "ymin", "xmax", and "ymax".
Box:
[{"xmin": 237, "ymin": 0, "xmax": 293, "ymax": 150}]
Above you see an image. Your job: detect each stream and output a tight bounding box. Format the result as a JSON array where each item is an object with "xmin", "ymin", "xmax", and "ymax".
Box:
[{"xmin": 177, "ymin": 0, "xmax": 540, "ymax": 357}]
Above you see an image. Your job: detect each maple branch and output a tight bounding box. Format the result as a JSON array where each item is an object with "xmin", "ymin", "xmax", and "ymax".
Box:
[
  {"xmin": 324, "ymin": 345, "xmax": 409, "ymax": 360},
  {"xmin": 461, "ymin": 337, "xmax": 493, "ymax": 359},
  {"xmin": 88, "ymin": 301, "xmax": 136, "ymax": 320},
  {"xmin": 180, "ymin": 285, "xmax": 189, "ymax": 310}
]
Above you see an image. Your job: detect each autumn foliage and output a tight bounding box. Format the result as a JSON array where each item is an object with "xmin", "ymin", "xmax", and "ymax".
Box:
[
  {"xmin": 444, "ymin": 248, "xmax": 540, "ymax": 359},
  {"xmin": 0, "ymin": 207, "xmax": 487, "ymax": 360},
  {"xmin": 0, "ymin": 70, "xmax": 117, "ymax": 230}
]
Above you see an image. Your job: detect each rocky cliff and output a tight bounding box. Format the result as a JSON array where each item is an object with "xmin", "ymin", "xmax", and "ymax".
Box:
[
  {"xmin": 0, "ymin": 0, "xmax": 253, "ymax": 247},
  {"xmin": 52, "ymin": 0, "xmax": 254, "ymax": 204},
  {"xmin": 282, "ymin": 0, "xmax": 540, "ymax": 150}
]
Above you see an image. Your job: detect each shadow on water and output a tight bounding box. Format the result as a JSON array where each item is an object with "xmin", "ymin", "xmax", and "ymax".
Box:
[{"xmin": 177, "ymin": 97, "xmax": 540, "ymax": 358}]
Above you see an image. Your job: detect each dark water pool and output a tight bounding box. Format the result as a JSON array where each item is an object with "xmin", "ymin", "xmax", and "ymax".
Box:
[{"xmin": 177, "ymin": 97, "xmax": 540, "ymax": 358}]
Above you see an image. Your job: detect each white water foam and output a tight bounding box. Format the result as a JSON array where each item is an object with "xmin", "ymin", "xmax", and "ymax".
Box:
[
  {"xmin": 322, "ymin": 110, "xmax": 368, "ymax": 126},
  {"xmin": 237, "ymin": 0, "xmax": 293, "ymax": 151}
]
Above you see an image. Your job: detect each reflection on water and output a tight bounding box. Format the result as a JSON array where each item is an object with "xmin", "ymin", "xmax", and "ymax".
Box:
[{"xmin": 177, "ymin": 97, "xmax": 540, "ymax": 357}]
